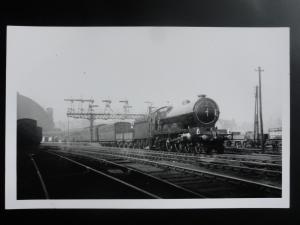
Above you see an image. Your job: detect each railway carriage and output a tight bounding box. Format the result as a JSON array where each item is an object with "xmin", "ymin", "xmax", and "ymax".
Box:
[{"xmin": 96, "ymin": 122, "xmax": 134, "ymax": 147}]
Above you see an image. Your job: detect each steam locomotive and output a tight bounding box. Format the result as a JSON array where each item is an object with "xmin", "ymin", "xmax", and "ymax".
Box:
[
  {"xmin": 68, "ymin": 95, "xmax": 227, "ymax": 154},
  {"xmin": 132, "ymin": 94, "xmax": 226, "ymax": 153}
]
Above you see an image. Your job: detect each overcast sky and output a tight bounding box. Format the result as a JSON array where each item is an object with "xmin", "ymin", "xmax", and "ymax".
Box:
[{"xmin": 7, "ymin": 26, "xmax": 289, "ymax": 126}]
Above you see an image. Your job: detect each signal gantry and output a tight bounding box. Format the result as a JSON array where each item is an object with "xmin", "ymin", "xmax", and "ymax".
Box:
[{"xmin": 64, "ymin": 98, "xmax": 147, "ymax": 142}]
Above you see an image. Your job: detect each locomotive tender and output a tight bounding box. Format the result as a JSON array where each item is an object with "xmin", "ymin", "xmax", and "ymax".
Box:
[{"xmin": 70, "ymin": 94, "xmax": 226, "ymax": 153}]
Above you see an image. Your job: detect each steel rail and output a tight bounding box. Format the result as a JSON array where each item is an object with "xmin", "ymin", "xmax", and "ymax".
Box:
[
  {"xmin": 29, "ymin": 154, "xmax": 50, "ymax": 199},
  {"xmin": 52, "ymin": 150, "xmax": 206, "ymax": 198},
  {"xmin": 46, "ymin": 151, "xmax": 161, "ymax": 199},
  {"xmin": 104, "ymin": 145, "xmax": 282, "ymax": 165},
  {"xmin": 51, "ymin": 148, "xmax": 281, "ymax": 195},
  {"xmin": 52, "ymin": 143, "xmax": 281, "ymax": 166},
  {"xmin": 115, "ymin": 151, "xmax": 282, "ymax": 169},
  {"xmin": 99, "ymin": 151, "xmax": 282, "ymax": 175},
  {"xmin": 60, "ymin": 146, "xmax": 282, "ymax": 175}
]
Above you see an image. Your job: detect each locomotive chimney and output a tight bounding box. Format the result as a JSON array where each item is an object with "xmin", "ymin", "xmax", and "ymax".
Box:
[{"xmin": 197, "ymin": 94, "xmax": 206, "ymax": 98}]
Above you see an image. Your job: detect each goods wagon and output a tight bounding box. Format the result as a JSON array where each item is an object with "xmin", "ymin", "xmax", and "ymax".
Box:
[
  {"xmin": 132, "ymin": 119, "xmax": 151, "ymax": 149},
  {"xmin": 97, "ymin": 122, "xmax": 134, "ymax": 147}
]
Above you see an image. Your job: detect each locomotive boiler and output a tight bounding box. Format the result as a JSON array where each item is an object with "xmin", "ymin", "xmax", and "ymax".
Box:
[{"xmin": 133, "ymin": 95, "xmax": 226, "ymax": 153}]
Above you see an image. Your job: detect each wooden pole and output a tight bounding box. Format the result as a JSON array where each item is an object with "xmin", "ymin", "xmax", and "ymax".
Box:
[
  {"xmin": 256, "ymin": 66, "xmax": 264, "ymax": 152},
  {"xmin": 254, "ymin": 86, "xmax": 259, "ymax": 143}
]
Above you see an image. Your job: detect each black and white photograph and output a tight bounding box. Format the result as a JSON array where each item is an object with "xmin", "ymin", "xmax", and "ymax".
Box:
[{"xmin": 5, "ymin": 26, "xmax": 289, "ymax": 209}]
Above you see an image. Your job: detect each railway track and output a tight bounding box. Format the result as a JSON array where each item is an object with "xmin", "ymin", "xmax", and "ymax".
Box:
[
  {"xmin": 30, "ymin": 150, "xmax": 204, "ymax": 199},
  {"xmin": 28, "ymin": 153, "xmax": 50, "ymax": 199},
  {"xmin": 115, "ymin": 148, "xmax": 282, "ymax": 171},
  {"xmin": 51, "ymin": 142, "xmax": 281, "ymax": 163},
  {"xmin": 53, "ymin": 143, "xmax": 281, "ymax": 165},
  {"xmin": 47, "ymin": 145, "xmax": 282, "ymax": 198},
  {"xmin": 224, "ymin": 147, "xmax": 282, "ymax": 155},
  {"xmin": 54, "ymin": 144, "xmax": 282, "ymax": 181},
  {"xmin": 213, "ymin": 154, "xmax": 281, "ymax": 165}
]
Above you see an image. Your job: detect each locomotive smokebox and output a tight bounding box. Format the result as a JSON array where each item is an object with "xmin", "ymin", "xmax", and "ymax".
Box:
[{"xmin": 193, "ymin": 96, "xmax": 220, "ymax": 126}]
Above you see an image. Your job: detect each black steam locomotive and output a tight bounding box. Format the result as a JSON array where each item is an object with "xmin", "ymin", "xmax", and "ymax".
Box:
[
  {"xmin": 69, "ymin": 95, "xmax": 227, "ymax": 154},
  {"xmin": 133, "ymin": 94, "xmax": 226, "ymax": 153}
]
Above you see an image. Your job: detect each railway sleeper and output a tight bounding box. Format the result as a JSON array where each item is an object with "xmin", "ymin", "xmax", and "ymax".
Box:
[
  {"xmin": 179, "ymin": 181, "xmax": 217, "ymax": 188},
  {"xmin": 232, "ymin": 167, "xmax": 241, "ymax": 172},
  {"xmin": 165, "ymin": 176, "xmax": 198, "ymax": 183},
  {"xmin": 201, "ymin": 173, "xmax": 215, "ymax": 179},
  {"xmin": 194, "ymin": 186, "xmax": 237, "ymax": 194},
  {"xmin": 215, "ymin": 176, "xmax": 227, "ymax": 182},
  {"xmin": 266, "ymin": 172, "xmax": 282, "ymax": 178}
]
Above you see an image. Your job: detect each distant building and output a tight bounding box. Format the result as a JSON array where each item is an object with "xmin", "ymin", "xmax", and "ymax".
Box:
[
  {"xmin": 46, "ymin": 107, "xmax": 54, "ymax": 122},
  {"xmin": 17, "ymin": 93, "xmax": 55, "ymax": 132}
]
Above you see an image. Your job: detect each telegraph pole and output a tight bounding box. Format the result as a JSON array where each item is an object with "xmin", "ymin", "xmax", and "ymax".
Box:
[
  {"xmin": 88, "ymin": 103, "xmax": 98, "ymax": 142},
  {"xmin": 255, "ymin": 66, "xmax": 264, "ymax": 151},
  {"xmin": 254, "ymin": 86, "xmax": 259, "ymax": 143},
  {"xmin": 67, "ymin": 117, "xmax": 70, "ymax": 142},
  {"xmin": 89, "ymin": 115, "xmax": 94, "ymax": 142}
]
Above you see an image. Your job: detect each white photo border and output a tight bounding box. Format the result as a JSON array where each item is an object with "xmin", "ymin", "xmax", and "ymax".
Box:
[{"xmin": 5, "ymin": 26, "xmax": 290, "ymax": 209}]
